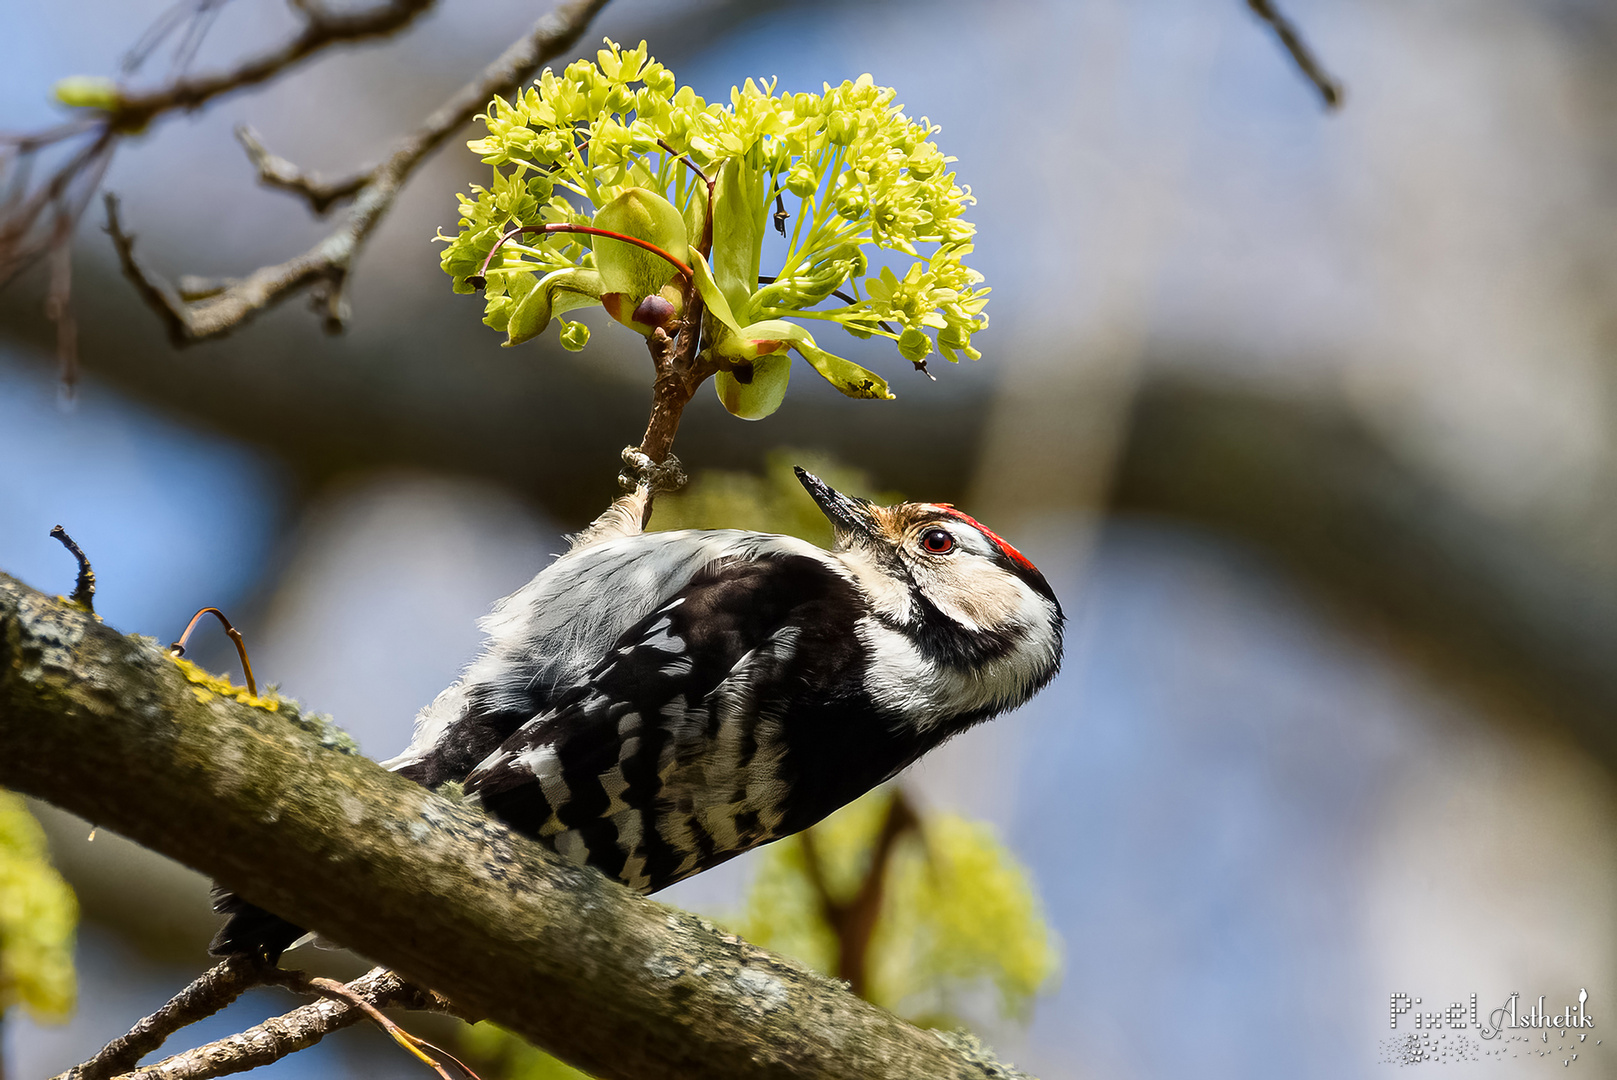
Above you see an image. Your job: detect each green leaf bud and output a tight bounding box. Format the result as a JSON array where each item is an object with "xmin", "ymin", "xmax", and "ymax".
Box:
[
  {"xmin": 832, "ymin": 184, "xmax": 868, "ymax": 218},
  {"xmin": 52, "ymin": 76, "xmax": 120, "ymax": 111},
  {"xmin": 897, "ymin": 328, "xmax": 933, "ymax": 362},
  {"xmin": 784, "ymin": 162, "xmax": 818, "ymax": 198},
  {"xmin": 559, "ymin": 320, "xmax": 591, "ymax": 351},
  {"xmin": 827, "ymin": 110, "xmax": 858, "ymax": 145}
]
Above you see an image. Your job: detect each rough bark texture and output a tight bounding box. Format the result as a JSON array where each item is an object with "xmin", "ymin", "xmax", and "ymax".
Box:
[{"xmin": 0, "ymin": 572, "xmax": 1031, "ymax": 1080}]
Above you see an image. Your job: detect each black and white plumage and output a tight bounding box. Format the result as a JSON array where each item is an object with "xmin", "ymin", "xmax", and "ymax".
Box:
[{"xmin": 210, "ymin": 468, "xmax": 1063, "ymax": 958}]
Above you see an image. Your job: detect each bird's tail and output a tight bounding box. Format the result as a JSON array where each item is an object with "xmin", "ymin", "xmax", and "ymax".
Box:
[{"xmin": 207, "ymin": 886, "xmax": 308, "ymax": 962}]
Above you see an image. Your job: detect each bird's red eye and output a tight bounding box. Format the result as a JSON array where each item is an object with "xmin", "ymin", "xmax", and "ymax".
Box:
[{"xmin": 921, "ymin": 529, "xmax": 955, "ymax": 554}]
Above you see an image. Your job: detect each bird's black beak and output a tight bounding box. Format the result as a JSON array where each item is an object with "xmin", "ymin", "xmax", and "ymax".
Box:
[{"xmin": 795, "ymin": 467, "xmax": 880, "ymax": 543}]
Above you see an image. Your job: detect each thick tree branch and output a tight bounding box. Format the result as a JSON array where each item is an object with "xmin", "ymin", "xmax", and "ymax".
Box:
[
  {"xmin": 0, "ymin": 571, "xmax": 1032, "ymax": 1080},
  {"xmin": 107, "ymin": 0, "xmax": 610, "ymax": 344}
]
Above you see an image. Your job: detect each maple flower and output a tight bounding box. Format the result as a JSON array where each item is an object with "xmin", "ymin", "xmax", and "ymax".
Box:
[{"xmin": 438, "ymin": 40, "xmax": 988, "ymax": 419}]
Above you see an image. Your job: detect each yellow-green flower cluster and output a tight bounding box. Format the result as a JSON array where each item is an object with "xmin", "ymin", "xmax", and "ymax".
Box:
[{"xmin": 439, "ymin": 40, "xmax": 988, "ymax": 418}]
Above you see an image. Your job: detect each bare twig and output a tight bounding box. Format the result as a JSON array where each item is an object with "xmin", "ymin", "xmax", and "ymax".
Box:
[
  {"xmin": 123, "ymin": 0, "xmax": 234, "ymax": 78},
  {"xmin": 110, "ymin": 0, "xmax": 437, "ymax": 129},
  {"xmin": 62, "ymin": 955, "xmax": 269, "ymax": 1080},
  {"xmin": 168, "ymin": 606, "xmax": 258, "ymax": 698},
  {"xmin": 234, "ymin": 126, "xmax": 373, "ymax": 215},
  {"xmin": 48, "ymin": 526, "xmax": 95, "ymax": 613},
  {"xmin": 109, "ymin": 0, "xmax": 611, "ymax": 344},
  {"xmin": 93, "ymin": 969, "xmax": 451, "ymax": 1080},
  {"xmin": 1246, "ymin": 0, "xmax": 1344, "ymax": 108},
  {"xmin": 0, "ymin": 0, "xmax": 439, "ymax": 378},
  {"xmin": 301, "ymin": 979, "xmax": 478, "ymax": 1080}
]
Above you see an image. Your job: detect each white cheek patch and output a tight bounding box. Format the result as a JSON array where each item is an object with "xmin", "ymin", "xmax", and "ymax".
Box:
[
  {"xmin": 856, "ymin": 584, "xmax": 1062, "ymax": 729},
  {"xmin": 936, "ymin": 569, "xmax": 1027, "ymax": 633},
  {"xmin": 838, "ymin": 547, "xmax": 913, "ymax": 623}
]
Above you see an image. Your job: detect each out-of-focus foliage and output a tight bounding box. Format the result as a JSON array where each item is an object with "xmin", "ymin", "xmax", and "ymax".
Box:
[
  {"xmin": 0, "ymin": 790, "xmax": 77, "ymax": 1021},
  {"xmin": 649, "ymin": 448, "xmax": 901, "ymax": 546},
  {"xmin": 438, "ymin": 39, "xmax": 988, "ymax": 418},
  {"xmin": 735, "ymin": 788, "xmax": 1059, "ymax": 1026},
  {"xmin": 461, "ymin": 1020, "xmax": 591, "ymax": 1080}
]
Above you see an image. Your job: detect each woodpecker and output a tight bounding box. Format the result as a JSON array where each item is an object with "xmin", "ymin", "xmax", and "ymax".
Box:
[{"xmin": 211, "ymin": 467, "xmax": 1063, "ymax": 958}]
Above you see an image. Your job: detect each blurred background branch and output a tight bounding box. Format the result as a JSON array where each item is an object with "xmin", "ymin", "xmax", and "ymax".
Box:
[
  {"xmin": 1244, "ymin": 0, "xmax": 1342, "ymax": 108},
  {"xmin": 101, "ymin": 0, "xmax": 610, "ymax": 345},
  {"xmin": 0, "ymin": 0, "xmax": 448, "ymax": 386}
]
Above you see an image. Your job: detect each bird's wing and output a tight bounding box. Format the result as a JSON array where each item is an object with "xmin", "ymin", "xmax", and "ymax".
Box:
[
  {"xmin": 464, "ymin": 551, "xmax": 877, "ymax": 893},
  {"xmin": 383, "ymin": 529, "xmax": 823, "ymax": 786}
]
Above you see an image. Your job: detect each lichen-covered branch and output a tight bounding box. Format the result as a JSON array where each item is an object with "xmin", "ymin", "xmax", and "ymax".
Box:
[
  {"xmin": 83, "ymin": 967, "xmax": 440, "ymax": 1080},
  {"xmin": 0, "ymin": 571, "xmax": 1032, "ymax": 1080},
  {"xmin": 64, "ymin": 955, "xmax": 268, "ymax": 1080}
]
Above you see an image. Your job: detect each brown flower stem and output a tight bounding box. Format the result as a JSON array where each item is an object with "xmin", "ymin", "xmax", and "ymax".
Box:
[
  {"xmin": 471, "ymin": 222, "xmax": 693, "ymax": 286},
  {"xmin": 168, "ymin": 607, "xmax": 257, "ymax": 698}
]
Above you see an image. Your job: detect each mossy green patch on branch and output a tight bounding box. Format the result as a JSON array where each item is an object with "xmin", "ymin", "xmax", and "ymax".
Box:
[{"xmin": 167, "ymin": 654, "xmax": 279, "ymax": 711}]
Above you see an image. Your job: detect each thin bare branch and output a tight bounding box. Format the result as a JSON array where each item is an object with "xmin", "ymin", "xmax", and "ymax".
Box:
[
  {"xmin": 123, "ymin": 0, "xmax": 240, "ymax": 78},
  {"xmin": 98, "ymin": 969, "xmax": 448, "ymax": 1080},
  {"xmin": 0, "ymin": 0, "xmax": 442, "ymax": 380},
  {"xmin": 112, "ymin": 0, "xmax": 611, "ymax": 344},
  {"xmin": 62, "ymin": 955, "xmax": 269, "ymax": 1080},
  {"xmin": 234, "ymin": 125, "xmax": 372, "ymax": 215},
  {"xmin": 109, "ymin": 0, "xmax": 436, "ymax": 129},
  {"xmin": 1246, "ymin": 0, "xmax": 1344, "ymax": 108}
]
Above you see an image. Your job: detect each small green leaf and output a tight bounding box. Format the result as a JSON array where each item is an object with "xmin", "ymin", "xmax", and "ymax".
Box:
[
  {"xmin": 591, "ymin": 187, "xmax": 688, "ymax": 302},
  {"xmin": 689, "ymin": 248, "xmax": 744, "ymax": 334},
  {"xmin": 736, "ymin": 319, "xmax": 893, "ymax": 401},
  {"xmin": 505, "ymin": 267, "xmax": 603, "ymax": 346},
  {"xmin": 711, "ymin": 156, "xmax": 767, "ymax": 322}
]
